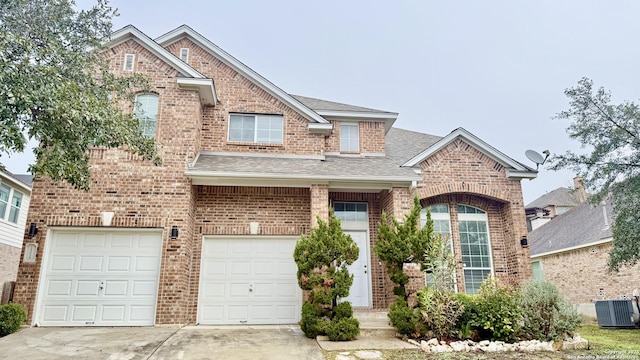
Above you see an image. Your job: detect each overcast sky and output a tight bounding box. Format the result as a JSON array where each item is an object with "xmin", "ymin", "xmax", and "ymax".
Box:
[{"xmin": 5, "ymin": 0, "xmax": 640, "ymax": 204}]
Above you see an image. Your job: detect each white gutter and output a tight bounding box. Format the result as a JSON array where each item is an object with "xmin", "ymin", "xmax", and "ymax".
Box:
[{"xmin": 530, "ymin": 237, "xmax": 612, "ymax": 259}]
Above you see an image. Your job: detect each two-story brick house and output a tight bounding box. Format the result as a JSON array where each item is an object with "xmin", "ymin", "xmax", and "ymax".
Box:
[{"xmin": 13, "ymin": 25, "xmax": 536, "ymax": 327}]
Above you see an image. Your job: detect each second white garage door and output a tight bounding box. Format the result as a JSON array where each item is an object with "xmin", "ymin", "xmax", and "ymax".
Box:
[{"xmin": 198, "ymin": 236, "xmax": 301, "ymax": 325}]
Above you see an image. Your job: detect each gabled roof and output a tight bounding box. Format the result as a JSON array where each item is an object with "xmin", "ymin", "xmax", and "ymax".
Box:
[
  {"xmin": 155, "ymin": 25, "xmax": 329, "ymax": 128},
  {"xmin": 106, "ymin": 25, "xmax": 218, "ymax": 105},
  {"xmin": 525, "ymin": 187, "xmax": 583, "ymax": 209},
  {"xmin": 401, "ymin": 127, "xmax": 537, "ymax": 180},
  {"xmin": 530, "ymin": 200, "xmax": 613, "ymax": 257},
  {"xmin": 0, "ymin": 169, "xmax": 32, "ymax": 192}
]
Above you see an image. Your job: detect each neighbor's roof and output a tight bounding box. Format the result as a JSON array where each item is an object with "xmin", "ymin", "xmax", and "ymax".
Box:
[
  {"xmin": 529, "ymin": 200, "xmax": 613, "ymax": 257},
  {"xmin": 0, "ymin": 169, "xmax": 32, "ymax": 191},
  {"xmin": 526, "ymin": 187, "xmax": 583, "ymax": 209}
]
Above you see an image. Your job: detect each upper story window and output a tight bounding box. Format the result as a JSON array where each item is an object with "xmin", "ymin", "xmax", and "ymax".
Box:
[
  {"xmin": 180, "ymin": 48, "xmax": 189, "ymax": 62},
  {"xmin": 228, "ymin": 114, "xmax": 283, "ymax": 144},
  {"xmin": 134, "ymin": 93, "xmax": 159, "ymax": 138},
  {"xmin": 0, "ymin": 183, "xmax": 23, "ymax": 224},
  {"xmin": 340, "ymin": 123, "xmax": 359, "ymax": 152},
  {"xmin": 124, "ymin": 54, "xmax": 135, "ymax": 71}
]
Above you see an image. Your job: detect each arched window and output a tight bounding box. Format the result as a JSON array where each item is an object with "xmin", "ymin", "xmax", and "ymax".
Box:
[
  {"xmin": 420, "ymin": 203, "xmax": 493, "ymax": 294},
  {"xmin": 135, "ymin": 93, "xmax": 159, "ymax": 138},
  {"xmin": 458, "ymin": 205, "xmax": 493, "ymax": 294}
]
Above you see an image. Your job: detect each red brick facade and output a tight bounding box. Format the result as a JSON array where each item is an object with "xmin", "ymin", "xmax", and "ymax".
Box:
[{"xmin": 13, "ymin": 26, "xmax": 532, "ymax": 325}]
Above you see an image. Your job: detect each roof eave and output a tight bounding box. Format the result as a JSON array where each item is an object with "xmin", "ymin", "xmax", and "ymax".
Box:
[
  {"xmin": 155, "ymin": 26, "xmax": 329, "ymax": 125},
  {"xmin": 176, "ymin": 78, "xmax": 218, "ymax": 105},
  {"xmin": 308, "ymin": 123, "xmax": 333, "ymax": 135},
  {"xmin": 530, "ymin": 237, "xmax": 612, "ymax": 259},
  {"xmin": 506, "ymin": 169, "xmax": 538, "ymax": 180},
  {"xmin": 316, "ymin": 110, "xmax": 398, "ymax": 133},
  {"xmin": 185, "ymin": 169, "xmax": 418, "ymax": 190},
  {"xmin": 0, "ymin": 171, "xmax": 32, "ymax": 192}
]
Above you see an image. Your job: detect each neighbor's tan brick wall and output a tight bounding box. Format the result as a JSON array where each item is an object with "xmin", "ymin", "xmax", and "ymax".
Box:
[
  {"xmin": 416, "ymin": 138, "xmax": 531, "ymax": 289},
  {"xmin": 0, "ymin": 244, "xmax": 21, "ymax": 301},
  {"xmin": 13, "ymin": 39, "xmax": 204, "ymax": 325},
  {"xmin": 535, "ymin": 242, "xmax": 640, "ymax": 304}
]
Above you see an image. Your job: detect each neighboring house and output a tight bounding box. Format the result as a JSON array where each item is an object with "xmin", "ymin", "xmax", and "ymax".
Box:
[
  {"xmin": 525, "ymin": 177, "xmax": 587, "ymax": 231},
  {"xmin": 529, "ymin": 199, "xmax": 639, "ymax": 319},
  {"xmin": 0, "ymin": 170, "xmax": 32, "ymax": 303},
  {"xmin": 13, "ymin": 25, "xmax": 536, "ymax": 327}
]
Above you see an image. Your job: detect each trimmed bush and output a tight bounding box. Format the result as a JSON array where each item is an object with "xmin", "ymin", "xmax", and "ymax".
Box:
[
  {"xmin": 294, "ymin": 210, "xmax": 360, "ymax": 340},
  {"xmin": 0, "ymin": 303, "xmax": 26, "ymax": 337},
  {"xmin": 326, "ymin": 317, "xmax": 360, "ymax": 341},
  {"xmin": 520, "ymin": 280, "xmax": 581, "ymax": 341},
  {"xmin": 388, "ymin": 297, "xmax": 425, "ymax": 338}
]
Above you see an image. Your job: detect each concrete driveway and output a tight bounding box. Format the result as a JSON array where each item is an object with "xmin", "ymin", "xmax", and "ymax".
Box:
[{"xmin": 0, "ymin": 325, "xmax": 324, "ymax": 360}]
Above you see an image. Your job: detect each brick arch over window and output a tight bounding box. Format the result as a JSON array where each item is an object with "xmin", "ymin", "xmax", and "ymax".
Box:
[
  {"xmin": 420, "ymin": 193, "xmax": 524, "ymax": 289},
  {"xmin": 417, "ymin": 182, "xmax": 512, "ymax": 203}
]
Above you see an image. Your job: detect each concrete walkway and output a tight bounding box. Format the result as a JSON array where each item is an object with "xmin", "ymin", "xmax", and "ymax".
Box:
[{"xmin": 0, "ymin": 325, "xmax": 323, "ymax": 360}]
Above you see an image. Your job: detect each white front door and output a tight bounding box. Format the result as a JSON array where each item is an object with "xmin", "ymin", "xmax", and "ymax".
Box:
[
  {"xmin": 198, "ymin": 236, "xmax": 301, "ymax": 325},
  {"xmin": 36, "ymin": 229, "xmax": 163, "ymax": 327},
  {"xmin": 343, "ymin": 230, "xmax": 370, "ymax": 307}
]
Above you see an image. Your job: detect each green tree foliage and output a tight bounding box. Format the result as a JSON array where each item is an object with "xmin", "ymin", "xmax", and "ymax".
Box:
[
  {"xmin": 550, "ymin": 78, "xmax": 640, "ymax": 270},
  {"xmin": 0, "ymin": 0, "xmax": 159, "ymax": 190},
  {"xmin": 374, "ymin": 196, "xmax": 437, "ymax": 299},
  {"xmin": 293, "ymin": 211, "xmax": 360, "ymax": 340}
]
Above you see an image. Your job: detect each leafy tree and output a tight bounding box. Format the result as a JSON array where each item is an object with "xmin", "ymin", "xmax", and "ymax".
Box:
[
  {"xmin": 0, "ymin": 0, "xmax": 159, "ymax": 190},
  {"xmin": 293, "ymin": 211, "xmax": 360, "ymax": 340},
  {"xmin": 550, "ymin": 77, "xmax": 640, "ymax": 270}
]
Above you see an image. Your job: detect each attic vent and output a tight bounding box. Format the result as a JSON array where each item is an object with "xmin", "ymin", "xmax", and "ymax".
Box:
[
  {"xmin": 493, "ymin": 162, "xmax": 504, "ymax": 171},
  {"xmin": 180, "ymin": 48, "xmax": 189, "ymax": 63},
  {"xmin": 124, "ymin": 53, "xmax": 135, "ymax": 71}
]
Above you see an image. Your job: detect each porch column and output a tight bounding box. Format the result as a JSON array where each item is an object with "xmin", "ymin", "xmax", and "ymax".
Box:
[
  {"xmin": 310, "ymin": 184, "xmax": 329, "ymax": 228},
  {"xmin": 391, "ymin": 186, "xmax": 412, "ymax": 221}
]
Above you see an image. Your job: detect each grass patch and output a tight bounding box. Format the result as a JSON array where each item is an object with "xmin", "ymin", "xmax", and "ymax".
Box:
[{"xmin": 578, "ymin": 325, "xmax": 640, "ymax": 351}]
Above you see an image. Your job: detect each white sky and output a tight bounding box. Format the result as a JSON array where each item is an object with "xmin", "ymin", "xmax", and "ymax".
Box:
[{"xmin": 5, "ymin": 0, "xmax": 640, "ymax": 204}]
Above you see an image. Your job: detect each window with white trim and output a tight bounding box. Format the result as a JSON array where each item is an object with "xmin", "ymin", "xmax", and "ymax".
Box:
[
  {"xmin": 228, "ymin": 114, "xmax": 283, "ymax": 144},
  {"xmin": 334, "ymin": 202, "xmax": 368, "ymax": 222},
  {"xmin": 458, "ymin": 205, "xmax": 492, "ymax": 294},
  {"xmin": 340, "ymin": 123, "xmax": 359, "ymax": 152},
  {"xmin": 124, "ymin": 54, "xmax": 135, "ymax": 71},
  {"xmin": 180, "ymin": 48, "xmax": 189, "ymax": 62},
  {"xmin": 134, "ymin": 93, "xmax": 159, "ymax": 138},
  {"xmin": 531, "ymin": 261, "xmax": 543, "ymax": 282},
  {"xmin": 421, "ymin": 204, "xmax": 456, "ymax": 291},
  {"xmin": 420, "ymin": 203, "xmax": 493, "ymax": 294},
  {"xmin": 0, "ymin": 182, "xmax": 23, "ymax": 224}
]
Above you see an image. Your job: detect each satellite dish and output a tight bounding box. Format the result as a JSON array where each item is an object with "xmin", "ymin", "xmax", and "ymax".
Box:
[{"xmin": 525, "ymin": 149, "xmax": 549, "ymax": 170}]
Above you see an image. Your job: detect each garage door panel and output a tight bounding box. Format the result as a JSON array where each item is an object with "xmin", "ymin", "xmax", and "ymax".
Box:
[
  {"xmin": 38, "ymin": 230, "xmax": 162, "ymax": 327},
  {"xmin": 198, "ymin": 237, "xmax": 301, "ymax": 325},
  {"xmin": 51, "ymin": 256, "xmax": 75, "ymax": 271}
]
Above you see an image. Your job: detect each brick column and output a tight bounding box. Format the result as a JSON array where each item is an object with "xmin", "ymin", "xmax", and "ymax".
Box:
[
  {"xmin": 310, "ymin": 184, "xmax": 329, "ymax": 228},
  {"xmin": 391, "ymin": 186, "xmax": 412, "ymax": 221}
]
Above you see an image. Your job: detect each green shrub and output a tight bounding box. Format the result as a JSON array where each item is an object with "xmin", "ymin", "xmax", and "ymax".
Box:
[
  {"xmin": 520, "ymin": 280, "xmax": 581, "ymax": 341},
  {"xmin": 294, "ymin": 210, "xmax": 360, "ymax": 340},
  {"xmin": 472, "ymin": 277, "xmax": 523, "ymax": 342},
  {"xmin": 326, "ymin": 317, "xmax": 360, "ymax": 341},
  {"xmin": 417, "ymin": 287, "xmax": 464, "ymax": 340},
  {"xmin": 300, "ymin": 301, "xmax": 325, "ymax": 338},
  {"xmin": 0, "ymin": 303, "xmax": 26, "ymax": 337},
  {"xmin": 388, "ymin": 297, "xmax": 425, "ymax": 338},
  {"xmin": 453, "ymin": 293, "xmax": 476, "ymax": 340}
]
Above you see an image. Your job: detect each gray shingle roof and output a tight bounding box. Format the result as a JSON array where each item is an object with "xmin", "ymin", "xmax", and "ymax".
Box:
[
  {"xmin": 529, "ymin": 200, "xmax": 613, "ymax": 256},
  {"xmin": 1, "ymin": 169, "xmax": 33, "ymax": 187},
  {"xmin": 526, "ymin": 187, "xmax": 582, "ymax": 208},
  {"xmin": 191, "ymin": 127, "xmax": 442, "ymax": 181},
  {"xmin": 291, "ymin": 95, "xmax": 396, "ymax": 114}
]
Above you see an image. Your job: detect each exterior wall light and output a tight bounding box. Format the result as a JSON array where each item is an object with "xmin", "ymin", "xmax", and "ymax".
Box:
[
  {"xmin": 28, "ymin": 222, "xmax": 38, "ymax": 238},
  {"xmin": 171, "ymin": 226, "xmax": 179, "ymax": 239},
  {"xmin": 520, "ymin": 235, "xmax": 528, "ymax": 248}
]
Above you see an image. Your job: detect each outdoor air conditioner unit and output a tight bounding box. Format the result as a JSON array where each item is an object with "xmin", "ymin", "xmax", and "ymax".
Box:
[{"xmin": 595, "ymin": 300, "xmax": 636, "ymax": 328}]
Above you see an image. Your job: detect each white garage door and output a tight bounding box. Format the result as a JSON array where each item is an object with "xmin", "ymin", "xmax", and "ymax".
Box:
[
  {"xmin": 198, "ymin": 236, "xmax": 301, "ymax": 325},
  {"xmin": 36, "ymin": 229, "xmax": 163, "ymax": 326}
]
